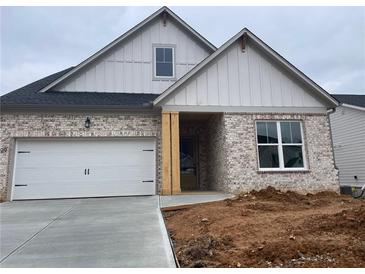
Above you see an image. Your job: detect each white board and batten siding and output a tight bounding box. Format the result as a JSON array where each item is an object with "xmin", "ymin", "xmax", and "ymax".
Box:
[
  {"xmin": 330, "ymin": 106, "xmax": 365, "ymax": 187},
  {"xmin": 162, "ymin": 41, "xmax": 328, "ymax": 109},
  {"xmin": 54, "ymin": 17, "xmax": 211, "ymax": 94},
  {"xmin": 12, "ymin": 138, "xmax": 156, "ymax": 200}
]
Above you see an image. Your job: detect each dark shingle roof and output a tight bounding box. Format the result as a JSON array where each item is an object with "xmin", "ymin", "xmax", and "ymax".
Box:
[
  {"xmin": 1, "ymin": 67, "xmax": 159, "ymax": 110},
  {"xmin": 332, "ymin": 94, "xmax": 365, "ymax": 108}
]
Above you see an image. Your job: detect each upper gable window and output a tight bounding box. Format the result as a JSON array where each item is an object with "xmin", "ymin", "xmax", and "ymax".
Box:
[{"xmin": 154, "ymin": 46, "xmax": 175, "ymax": 78}]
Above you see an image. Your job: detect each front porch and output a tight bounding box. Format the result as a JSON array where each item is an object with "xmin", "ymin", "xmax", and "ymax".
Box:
[
  {"xmin": 159, "ymin": 191, "xmax": 234, "ymax": 209},
  {"xmin": 161, "ymin": 111, "xmax": 224, "ymax": 195}
]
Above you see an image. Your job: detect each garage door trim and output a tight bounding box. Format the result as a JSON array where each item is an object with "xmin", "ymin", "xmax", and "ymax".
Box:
[{"xmin": 9, "ymin": 136, "xmax": 158, "ymax": 200}]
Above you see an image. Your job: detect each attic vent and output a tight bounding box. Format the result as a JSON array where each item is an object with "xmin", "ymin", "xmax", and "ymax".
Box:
[
  {"xmin": 240, "ymin": 33, "xmax": 248, "ymax": 52},
  {"xmin": 162, "ymin": 11, "xmax": 167, "ymax": 26}
]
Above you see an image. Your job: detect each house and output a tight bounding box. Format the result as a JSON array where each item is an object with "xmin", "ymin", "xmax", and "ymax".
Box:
[
  {"xmin": 330, "ymin": 94, "xmax": 365, "ymax": 188},
  {"xmin": 0, "ymin": 7, "xmax": 340, "ymax": 201}
]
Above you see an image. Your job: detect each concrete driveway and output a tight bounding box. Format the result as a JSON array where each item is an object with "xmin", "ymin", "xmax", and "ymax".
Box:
[{"xmin": 0, "ymin": 196, "xmax": 176, "ymax": 267}]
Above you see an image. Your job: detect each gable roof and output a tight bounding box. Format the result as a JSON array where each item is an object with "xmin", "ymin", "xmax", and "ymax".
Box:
[
  {"xmin": 154, "ymin": 28, "xmax": 339, "ymax": 108},
  {"xmin": 37, "ymin": 6, "xmax": 216, "ymax": 93},
  {"xmin": 0, "ymin": 68, "xmax": 158, "ymax": 110},
  {"xmin": 332, "ymin": 94, "xmax": 365, "ymax": 109}
]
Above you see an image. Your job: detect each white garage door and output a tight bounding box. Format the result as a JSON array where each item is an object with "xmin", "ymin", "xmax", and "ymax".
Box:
[{"xmin": 12, "ymin": 138, "xmax": 156, "ymax": 200}]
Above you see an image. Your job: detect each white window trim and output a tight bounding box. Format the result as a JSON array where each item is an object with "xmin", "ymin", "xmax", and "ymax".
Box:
[
  {"xmin": 153, "ymin": 45, "xmax": 176, "ymax": 80},
  {"xmin": 256, "ymin": 120, "xmax": 308, "ymax": 172}
]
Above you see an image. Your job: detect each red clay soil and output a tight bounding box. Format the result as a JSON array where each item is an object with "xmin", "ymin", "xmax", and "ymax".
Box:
[{"xmin": 163, "ymin": 187, "xmax": 365, "ymax": 268}]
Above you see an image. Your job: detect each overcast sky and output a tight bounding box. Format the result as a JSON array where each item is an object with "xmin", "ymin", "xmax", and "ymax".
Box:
[{"xmin": 1, "ymin": 6, "xmax": 364, "ymax": 96}]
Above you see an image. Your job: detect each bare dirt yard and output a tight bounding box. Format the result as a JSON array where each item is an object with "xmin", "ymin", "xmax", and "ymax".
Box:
[{"xmin": 163, "ymin": 187, "xmax": 365, "ymax": 268}]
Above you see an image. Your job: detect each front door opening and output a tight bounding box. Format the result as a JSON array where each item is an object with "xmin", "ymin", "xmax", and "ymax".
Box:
[
  {"xmin": 180, "ymin": 136, "xmax": 198, "ymax": 191},
  {"xmin": 179, "ymin": 112, "xmax": 222, "ymax": 192}
]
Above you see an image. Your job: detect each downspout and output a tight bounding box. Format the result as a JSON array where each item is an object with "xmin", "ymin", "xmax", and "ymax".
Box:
[{"xmin": 327, "ymin": 107, "xmax": 338, "ymax": 170}]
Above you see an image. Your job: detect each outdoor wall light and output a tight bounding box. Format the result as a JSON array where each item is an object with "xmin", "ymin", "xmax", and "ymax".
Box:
[{"xmin": 85, "ymin": 117, "xmax": 91, "ymax": 129}]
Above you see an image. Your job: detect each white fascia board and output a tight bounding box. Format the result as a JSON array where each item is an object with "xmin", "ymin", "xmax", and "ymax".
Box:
[
  {"xmin": 154, "ymin": 28, "xmax": 339, "ymax": 108},
  {"xmin": 38, "ymin": 6, "xmax": 216, "ymax": 93},
  {"xmin": 161, "ymin": 105, "xmax": 328, "ymax": 114}
]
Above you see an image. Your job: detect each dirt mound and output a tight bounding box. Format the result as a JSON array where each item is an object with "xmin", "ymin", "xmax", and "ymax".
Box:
[
  {"xmin": 249, "ymin": 186, "xmax": 308, "ymax": 203},
  {"xmin": 176, "ymin": 235, "xmax": 234, "ymax": 267},
  {"xmin": 248, "ymin": 186, "xmax": 340, "ymax": 206},
  {"xmin": 303, "ymin": 205, "xmax": 365, "ymax": 236},
  {"xmin": 164, "ymin": 187, "xmax": 365, "ymax": 268}
]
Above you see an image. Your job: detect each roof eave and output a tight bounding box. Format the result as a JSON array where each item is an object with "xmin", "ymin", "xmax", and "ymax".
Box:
[{"xmin": 0, "ymin": 103, "xmax": 157, "ymax": 112}]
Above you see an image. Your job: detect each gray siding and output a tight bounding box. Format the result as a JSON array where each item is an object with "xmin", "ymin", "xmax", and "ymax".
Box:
[
  {"xmin": 162, "ymin": 40, "xmax": 328, "ymax": 108},
  {"xmin": 330, "ymin": 105, "xmax": 365, "ymax": 187},
  {"xmin": 54, "ymin": 17, "xmax": 211, "ymax": 94}
]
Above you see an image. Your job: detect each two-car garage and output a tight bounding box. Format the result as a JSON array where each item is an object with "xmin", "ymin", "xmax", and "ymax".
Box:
[{"xmin": 11, "ymin": 138, "xmax": 156, "ymax": 200}]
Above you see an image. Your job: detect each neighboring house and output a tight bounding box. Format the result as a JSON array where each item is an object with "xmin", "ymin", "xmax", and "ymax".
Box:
[
  {"xmin": 0, "ymin": 7, "xmax": 340, "ymax": 201},
  {"xmin": 330, "ymin": 94, "xmax": 365, "ymax": 188}
]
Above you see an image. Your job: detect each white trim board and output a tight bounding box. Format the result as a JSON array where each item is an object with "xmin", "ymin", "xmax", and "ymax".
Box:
[{"xmin": 161, "ymin": 106, "xmax": 328, "ymax": 114}]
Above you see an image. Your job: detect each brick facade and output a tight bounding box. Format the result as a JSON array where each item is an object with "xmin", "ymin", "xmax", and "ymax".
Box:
[
  {"xmin": 207, "ymin": 114, "xmax": 226, "ymax": 191},
  {"xmin": 207, "ymin": 112, "xmax": 339, "ymax": 194},
  {"xmin": 0, "ymin": 111, "xmax": 161, "ymax": 200},
  {"xmin": 0, "ymin": 110, "xmax": 339, "ymax": 200}
]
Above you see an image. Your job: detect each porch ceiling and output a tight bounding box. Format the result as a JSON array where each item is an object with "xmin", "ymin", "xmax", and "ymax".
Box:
[{"xmin": 179, "ymin": 112, "xmax": 216, "ymax": 122}]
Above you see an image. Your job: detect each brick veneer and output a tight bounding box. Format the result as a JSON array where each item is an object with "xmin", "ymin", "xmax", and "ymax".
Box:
[
  {"xmin": 0, "ymin": 110, "xmax": 339, "ymax": 200},
  {"xmin": 207, "ymin": 113, "xmax": 339, "ymax": 194},
  {"xmin": 0, "ymin": 111, "xmax": 161, "ymax": 200}
]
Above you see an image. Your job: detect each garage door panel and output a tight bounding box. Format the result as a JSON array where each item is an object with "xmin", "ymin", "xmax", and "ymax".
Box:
[
  {"xmin": 12, "ymin": 138, "xmax": 156, "ymax": 200},
  {"xmin": 14, "ymin": 167, "xmax": 89, "ymax": 183},
  {"xmin": 16, "ymin": 139, "xmax": 154, "ymax": 149},
  {"xmin": 16, "ymin": 154, "xmax": 155, "ymax": 168},
  {"xmin": 79, "ymin": 153, "xmax": 155, "ymax": 166},
  {"xmin": 15, "ymin": 150, "xmax": 155, "ymax": 167},
  {"xmin": 13, "ymin": 180, "xmax": 155, "ymax": 200},
  {"xmin": 15, "ymin": 166, "xmax": 156, "ymax": 183},
  {"xmin": 87, "ymin": 166, "xmax": 155, "ymax": 181},
  {"xmin": 15, "ymin": 176, "xmax": 155, "ymax": 188},
  {"xmin": 15, "ymin": 156, "xmax": 88, "ymax": 168}
]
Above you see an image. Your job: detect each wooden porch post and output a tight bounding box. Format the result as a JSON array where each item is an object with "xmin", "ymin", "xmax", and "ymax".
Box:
[
  {"xmin": 161, "ymin": 111, "xmax": 181, "ymax": 195},
  {"xmin": 171, "ymin": 112, "xmax": 181, "ymax": 194},
  {"xmin": 161, "ymin": 111, "xmax": 172, "ymax": 195}
]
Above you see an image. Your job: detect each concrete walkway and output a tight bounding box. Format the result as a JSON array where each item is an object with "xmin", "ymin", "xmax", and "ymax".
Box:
[
  {"xmin": 0, "ymin": 196, "xmax": 175, "ymax": 268},
  {"xmin": 160, "ymin": 192, "xmax": 234, "ymax": 209}
]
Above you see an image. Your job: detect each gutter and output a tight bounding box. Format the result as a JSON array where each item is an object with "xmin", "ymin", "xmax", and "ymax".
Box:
[
  {"xmin": 327, "ymin": 106, "xmax": 336, "ymax": 115},
  {"xmin": 341, "ymin": 103, "xmax": 365, "ymax": 112}
]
